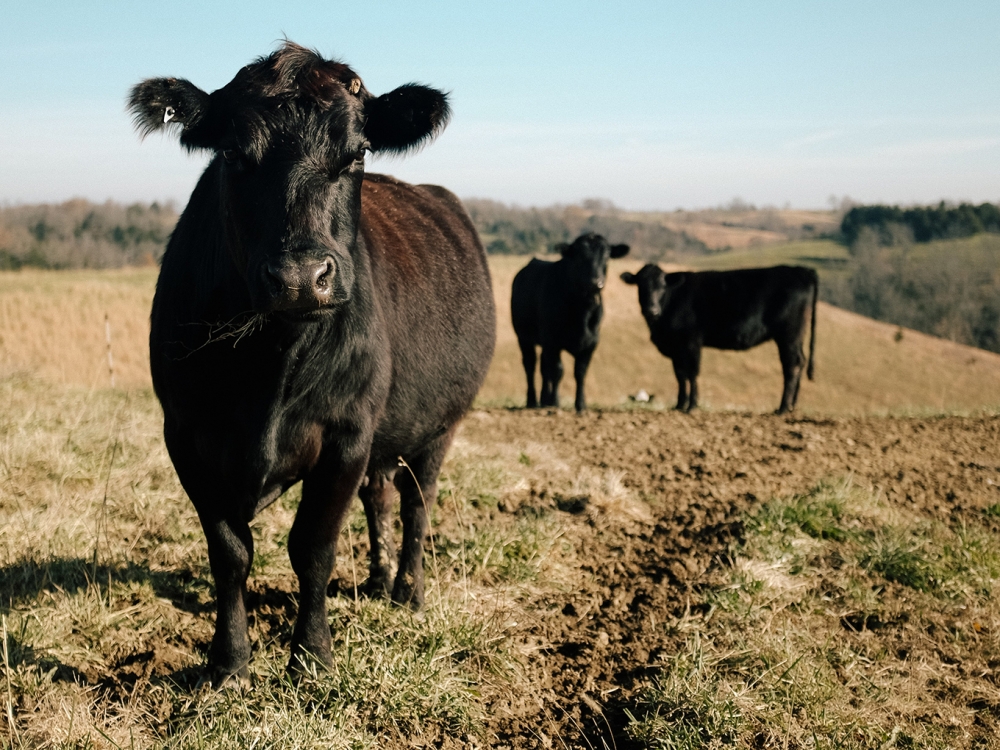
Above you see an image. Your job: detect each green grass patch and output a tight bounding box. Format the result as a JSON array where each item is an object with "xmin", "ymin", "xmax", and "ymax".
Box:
[{"xmin": 627, "ymin": 479, "xmax": 1000, "ymax": 748}]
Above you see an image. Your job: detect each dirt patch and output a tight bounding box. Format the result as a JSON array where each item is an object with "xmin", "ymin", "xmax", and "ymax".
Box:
[{"xmin": 456, "ymin": 408, "xmax": 1000, "ymax": 748}]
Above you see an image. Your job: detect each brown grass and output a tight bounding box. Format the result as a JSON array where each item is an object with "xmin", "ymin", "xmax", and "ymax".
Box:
[{"xmin": 2, "ymin": 259, "xmax": 999, "ymax": 416}]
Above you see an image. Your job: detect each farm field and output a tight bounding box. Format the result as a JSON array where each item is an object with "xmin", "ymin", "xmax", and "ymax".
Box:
[{"xmin": 1, "ymin": 258, "xmax": 1000, "ymax": 748}]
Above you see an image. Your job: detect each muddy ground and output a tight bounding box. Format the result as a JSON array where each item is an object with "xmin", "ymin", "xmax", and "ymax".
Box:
[{"xmin": 451, "ymin": 408, "xmax": 1000, "ymax": 749}]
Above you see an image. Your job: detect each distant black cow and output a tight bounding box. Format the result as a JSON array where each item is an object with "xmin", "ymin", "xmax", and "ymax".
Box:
[
  {"xmin": 128, "ymin": 42, "xmax": 495, "ymax": 686},
  {"xmin": 511, "ymin": 233, "xmax": 629, "ymax": 412},
  {"xmin": 620, "ymin": 264, "xmax": 817, "ymax": 413}
]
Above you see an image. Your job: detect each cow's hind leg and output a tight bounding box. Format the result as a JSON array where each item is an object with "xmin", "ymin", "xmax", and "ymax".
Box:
[
  {"xmin": 356, "ymin": 471, "xmax": 397, "ymax": 598},
  {"xmin": 287, "ymin": 452, "xmax": 368, "ymax": 672},
  {"xmin": 572, "ymin": 346, "xmax": 595, "ymax": 413},
  {"xmin": 776, "ymin": 339, "xmax": 806, "ymax": 414},
  {"xmin": 539, "ymin": 347, "xmax": 563, "ymax": 408},
  {"xmin": 393, "ymin": 427, "xmax": 456, "ymax": 609},
  {"xmin": 518, "ymin": 338, "xmax": 539, "ymax": 408}
]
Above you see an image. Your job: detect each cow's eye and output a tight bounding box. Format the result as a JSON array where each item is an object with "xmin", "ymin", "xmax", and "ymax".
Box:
[{"xmin": 222, "ymin": 149, "xmax": 239, "ymax": 163}]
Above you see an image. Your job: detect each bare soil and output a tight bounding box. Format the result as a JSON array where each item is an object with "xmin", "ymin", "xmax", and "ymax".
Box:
[{"xmin": 454, "ymin": 408, "xmax": 1000, "ymax": 749}]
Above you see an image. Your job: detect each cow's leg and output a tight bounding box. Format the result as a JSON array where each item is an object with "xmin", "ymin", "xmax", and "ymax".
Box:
[
  {"xmin": 198, "ymin": 513, "xmax": 255, "ymax": 686},
  {"xmin": 671, "ymin": 359, "xmax": 689, "ymax": 411},
  {"xmin": 686, "ymin": 346, "xmax": 703, "ymax": 411},
  {"xmin": 539, "ymin": 347, "xmax": 563, "ymax": 408},
  {"xmin": 357, "ymin": 471, "xmax": 396, "ymax": 598},
  {"xmin": 572, "ymin": 346, "xmax": 596, "ymax": 413},
  {"xmin": 393, "ymin": 427, "xmax": 456, "ymax": 609},
  {"xmin": 518, "ymin": 338, "xmax": 539, "ymax": 408},
  {"xmin": 776, "ymin": 339, "xmax": 806, "ymax": 414},
  {"xmin": 163, "ymin": 426, "xmax": 254, "ymax": 687},
  {"xmin": 287, "ymin": 451, "xmax": 368, "ymax": 672}
]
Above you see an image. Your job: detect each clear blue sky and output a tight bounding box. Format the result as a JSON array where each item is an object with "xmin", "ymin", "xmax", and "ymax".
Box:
[{"xmin": 2, "ymin": 1, "xmax": 999, "ymax": 210}]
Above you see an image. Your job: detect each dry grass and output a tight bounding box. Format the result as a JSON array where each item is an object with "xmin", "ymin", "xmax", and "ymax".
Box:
[{"xmin": 2, "ymin": 259, "xmax": 999, "ymax": 416}]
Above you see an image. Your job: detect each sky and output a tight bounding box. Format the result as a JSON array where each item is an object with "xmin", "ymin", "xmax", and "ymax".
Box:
[{"xmin": 2, "ymin": 1, "xmax": 1000, "ymax": 210}]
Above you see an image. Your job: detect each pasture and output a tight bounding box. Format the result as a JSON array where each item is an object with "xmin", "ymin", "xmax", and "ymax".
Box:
[{"xmin": 1, "ymin": 256, "xmax": 1000, "ymax": 748}]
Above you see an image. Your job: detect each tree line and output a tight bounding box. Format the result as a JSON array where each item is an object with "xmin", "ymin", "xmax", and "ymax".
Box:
[
  {"xmin": 840, "ymin": 201, "xmax": 1000, "ymax": 245},
  {"xmin": 0, "ymin": 198, "xmax": 710, "ymax": 271},
  {"xmin": 464, "ymin": 199, "xmax": 709, "ymax": 260},
  {"xmin": 0, "ymin": 199, "xmax": 178, "ymax": 270}
]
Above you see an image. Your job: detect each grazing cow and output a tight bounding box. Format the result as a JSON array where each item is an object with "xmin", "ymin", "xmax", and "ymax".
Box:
[
  {"xmin": 620, "ymin": 264, "xmax": 817, "ymax": 413},
  {"xmin": 511, "ymin": 233, "xmax": 629, "ymax": 412},
  {"xmin": 128, "ymin": 42, "xmax": 495, "ymax": 686}
]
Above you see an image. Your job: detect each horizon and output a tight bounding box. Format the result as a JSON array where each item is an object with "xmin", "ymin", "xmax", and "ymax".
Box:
[{"xmin": 3, "ymin": 1, "xmax": 999, "ymax": 211}]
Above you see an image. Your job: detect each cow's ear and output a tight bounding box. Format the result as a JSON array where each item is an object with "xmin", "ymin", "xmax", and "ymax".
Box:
[
  {"xmin": 620, "ymin": 271, "xmax": 638, "ymax": 284},
  {"xmin": 365, "ymin": 84, "xmax": 450, "ymax": 154},
  {"xmin": 128, "ymin": 78, "xmax": 213, "ymax": 148},
  {"xmin": 557, "ymin": 242, "xmax": 575, "ymax": 258},
  {"xmin": 611, "ymin": 243, "xmax": 630, "ymax": 259}
]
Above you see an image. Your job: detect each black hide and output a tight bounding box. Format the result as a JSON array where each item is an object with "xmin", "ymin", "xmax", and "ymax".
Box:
[
  {"xmin": 621, "ymin": 264, "xmax": 817, "ymax": 413},
  {"xmin": 129, "ymin": 42, "xmax": 495, "ymax": 686},
  {"xmin": 511, "ymin": 233, "xmax": 629, "ymax": 412}
]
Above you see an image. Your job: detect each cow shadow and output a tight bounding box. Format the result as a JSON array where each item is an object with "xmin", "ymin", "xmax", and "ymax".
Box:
[{"xmin": 0, "ymin": 556, "xmax": 213, "ymax": 616}]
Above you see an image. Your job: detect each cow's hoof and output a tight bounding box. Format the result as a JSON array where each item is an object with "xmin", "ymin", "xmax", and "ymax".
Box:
[
  {"xmin": 287, "ymin": 649, "xmax": 333, "ymax": 679},
  {"xmin": 391, "ymin": 575, "xmax": 424, "ymax": 611},
  {"xmin": 199, "ymin": 663, "xmax": 250, "ymax": 692}
]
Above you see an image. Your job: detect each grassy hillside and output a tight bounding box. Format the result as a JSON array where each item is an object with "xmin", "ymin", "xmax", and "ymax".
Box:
[
  {"xmin": 483, "ymin": 255, "xmax": 1000, "ymax": 415},
  {"xmin": 1, "ymin": 258, "xmax": 999, "ymax": 414}
]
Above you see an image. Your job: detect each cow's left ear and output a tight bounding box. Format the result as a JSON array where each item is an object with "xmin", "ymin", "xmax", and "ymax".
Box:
[
  {"xmin": 127, "ymin": 78, "xmax": 213, "ymax": 148},
  {"xmin": 557, "ymin": 242, "xmax": 574, "ymax": 258},
  {"xmin": 610, "ymin": 243, "xmax": 630, "ymax": 259},
  {"xmin": 365, "ymin": 84, "xmax": 451, "ymax": 154},
  {"xmin": 620, "ymin": 271, "xmax": 638, "ymax": 284}
]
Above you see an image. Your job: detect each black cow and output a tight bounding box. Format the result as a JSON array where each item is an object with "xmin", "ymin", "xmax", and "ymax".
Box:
[
  {"xmin": 128, "ymin": 42, "xmax": 495, "ymax": 686},
  {"xmin": 620, "ymin": 264, "xmax": 817, "ymax": 413},
  {"xmin": 511, "ymin": 233, "xmax": 629, "ymax": 412}
]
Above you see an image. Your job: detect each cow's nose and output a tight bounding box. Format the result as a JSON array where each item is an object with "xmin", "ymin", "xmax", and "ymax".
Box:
[{"xmin": 262, "ymin": 257, "xmax": 336, "ymax": 311}]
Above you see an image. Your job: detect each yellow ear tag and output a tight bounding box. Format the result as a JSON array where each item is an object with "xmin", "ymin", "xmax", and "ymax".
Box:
[{"xmin": 349, "ymin": 78, "xmax": 361, "ymax": 95}]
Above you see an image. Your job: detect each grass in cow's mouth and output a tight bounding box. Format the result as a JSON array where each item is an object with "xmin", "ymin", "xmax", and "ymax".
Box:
[{"xmin": 626, "ymin": 478, "xmax": 1000, "ymax": 749}]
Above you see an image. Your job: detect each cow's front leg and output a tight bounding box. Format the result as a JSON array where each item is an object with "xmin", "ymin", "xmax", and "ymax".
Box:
[
  {"xmin": 539, "ymin": 347, "xmax": 563, "ymax": 408},
  {"xmin": 572, "ymin": 346, "xmax": 595, "ymax": 413},
  {"xmin": 288, "ymin": 452, "xmax": 368, "ymax": 672},
  {"xmin": 518, "ymin": 338, "xmax": 539, "ymax": 408},
  {"xmin": 671, "ymin": 359, "xmax": 690, "ymax": 411},
  {"xmin": 200, "ymin": 515, "xmax": 254, "ymax": 686}
]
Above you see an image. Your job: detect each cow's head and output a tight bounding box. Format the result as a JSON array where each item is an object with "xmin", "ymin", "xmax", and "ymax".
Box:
[
  {"xmin": 621, "ymin": 264, "xmax": 684, "ymax": 321},
  {"xmin": 128, "ymin": 42, "xmax": 449, "ymax": 315},
  {"xmin": 554, "ymin": 233, "xmax": 629, "ymax": 296}
]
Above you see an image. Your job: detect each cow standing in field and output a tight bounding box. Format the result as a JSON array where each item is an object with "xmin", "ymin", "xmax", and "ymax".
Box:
[
  {"xmin": 128, "ymin": 42, "xmax": 495, "ymax": 686},
  {"xmin": 620, "ymin": 264, "xmax": 817, "ymax": 413},
  {"xmin": 511, "ymin": 233, "xmax": 629, "ymax": 412}
]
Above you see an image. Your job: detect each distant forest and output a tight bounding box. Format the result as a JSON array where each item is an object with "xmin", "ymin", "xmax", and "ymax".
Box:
[
  {"xmin": 0, "ymin": 198, "xmax": 707, "ymax": 271},
  {"xmin": 1, "ymin": 198, "xmax": 998, "ymax": 354},
  {"xmin": 0, "ymin": 199, "xmax": 177, "ymax": 270},
  {"xmin": 840, "ymin": 201, "xmax": 1000, "ymax": 245},
  {"xmin": 464, "ymin": 199, "xmax": 709, "ymax": 260}
]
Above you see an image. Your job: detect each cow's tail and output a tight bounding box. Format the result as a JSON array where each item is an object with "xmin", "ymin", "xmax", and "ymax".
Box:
[{"xmin": 807, "ymin": 271, "xmax": 818, "ymax": 380}]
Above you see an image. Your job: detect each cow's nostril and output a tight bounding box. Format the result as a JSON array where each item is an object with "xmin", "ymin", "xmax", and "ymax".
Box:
[
  {"xmin": 313, "ymin": 260, "xmax": 334, "ymax": 294},
  {"xmin": 264, "ymin": 264, "xmax": 284, "ymax": 296}
]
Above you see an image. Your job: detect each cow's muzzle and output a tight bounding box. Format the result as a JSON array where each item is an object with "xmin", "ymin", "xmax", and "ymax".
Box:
[{"xmin": 261, "ymin": 257, "xmax": 335, "ymax": 312}]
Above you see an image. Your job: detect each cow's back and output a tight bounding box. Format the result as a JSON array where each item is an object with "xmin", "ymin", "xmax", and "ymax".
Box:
[
  {"xmin": 360, "ymin": 174, "xmax": 495, "ymax": 462},
  {"xmin": 669, "ymin": 266, "xmax": 816, "ymax": 350}
]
